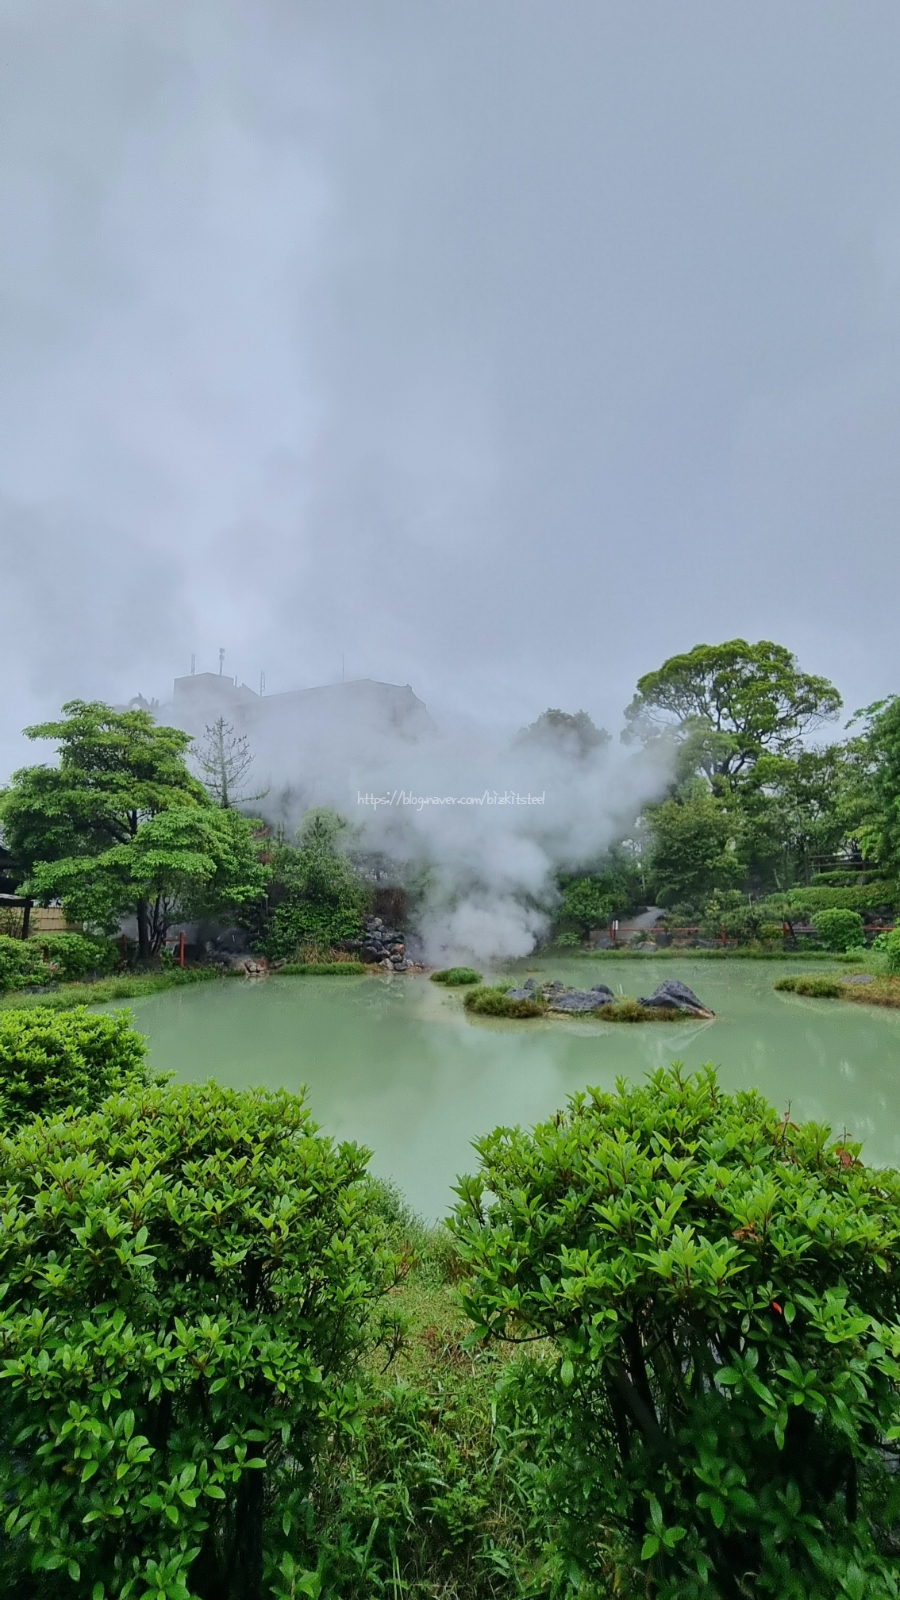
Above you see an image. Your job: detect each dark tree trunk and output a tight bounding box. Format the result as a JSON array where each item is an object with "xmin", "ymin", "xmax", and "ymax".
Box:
[
  {"xmin": 230, "ymin": 1470, "xmax": 264, "ymax": 1600},
  {"xmin": 136, "ymin": 897, "xmax": 151, "ymax": 961}
]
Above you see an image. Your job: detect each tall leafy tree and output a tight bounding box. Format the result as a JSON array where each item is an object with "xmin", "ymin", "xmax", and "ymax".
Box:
[
  {"xmin": 518, "ymin": 708, "xmax": 611, "ymax": 760},
  {"xmin": 0, "ymin": 702, "xmax": 265, "ymax": 958},
  {"xmin": 624, "ymin": 640, "xmax": 842, "ymax": 786},
  {"xmin": 645, "ymin": 785, "xmax": 745, "ymax": 908},
  {"xmin": 857, "ymin": 696, "xmax": 900, "ymax": 880}
]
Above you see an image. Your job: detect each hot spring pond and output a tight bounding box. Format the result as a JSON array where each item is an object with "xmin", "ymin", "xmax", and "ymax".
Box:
[{"xmin": 117, "ymin": 958, "xmax": 900, "ymax": 1218}]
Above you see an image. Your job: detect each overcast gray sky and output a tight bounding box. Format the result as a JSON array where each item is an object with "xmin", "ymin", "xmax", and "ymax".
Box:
[{"xmin": 2, "ymin": 0, "xmax": 899, "ymax": 775}]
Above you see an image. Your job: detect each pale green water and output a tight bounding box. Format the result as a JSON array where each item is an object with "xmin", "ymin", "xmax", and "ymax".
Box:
[{"xmin": 121, "ymin": 959, "xmax": 900, "ymax": 1218}]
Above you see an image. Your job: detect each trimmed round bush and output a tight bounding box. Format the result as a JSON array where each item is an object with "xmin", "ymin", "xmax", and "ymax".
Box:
[
  {"xmin": 39, "ymin": 932, "xmax": 118, "ymax": 980},
  {"xmin": 0, "ymin": 935, "xmax": 47, "ymax": 993},
  {"xmin": 810, "ymin": 907, "xmax": 865, "ymax": 951},
  {"xmin": 0, "ymin": 1005, "xmax": 151, "ymax": 1128},
  {"xmin": 431, "ymin": 967, "xmax": 483, "ymax": 986}
]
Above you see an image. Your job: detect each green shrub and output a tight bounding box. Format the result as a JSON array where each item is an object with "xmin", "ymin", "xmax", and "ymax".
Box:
[
  {"xmin": 431, "ymin": 966, "xmax": 483, "ymax": 986},
  {"xmin": 39, "ymin": 931, "xmax": 118, "ymax": 980},
  {"xmin": 0, "ymin": 1083, "xmax": 396, "ymax": 1598},
  {"xmin": 811, "ymin": 907, "xmax": 865, "ymax": 951},
  {"xmin": 453, "ymin": 1065, "xmax": 900, "ymax": 1598},
  {"xmin": 0, "ymin": 1005, "xmax": 152, "ymax": 1129},
  {"xmin": 598, "ymin": 997, "xmax": 685, "ymax": 1021},
  {"xmin": 464, "ymin": 986, "xmax": 546, "ymax": 1018},
  {"xmin": 774, "ymin": 974, "xmax": 843, "ymax": 997},
  {"xmin": 872, "ymin": 929, "xmax": 900, "ymax": 974},
  {"xmin": 0, "ymin": 935, "xmax": 47, "ymax": 993}
]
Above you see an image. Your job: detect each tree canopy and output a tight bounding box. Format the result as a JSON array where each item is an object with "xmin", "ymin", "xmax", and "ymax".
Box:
[
  {"xmin": 623, "ymin": 641, "xmax": 842, "ymax": 784},
  {"xmin": 518, "ymin": 708, "xmax": 611, "ymax": 761},
  {"xmin": 0, "ymin": 702, "xmax": 266, "ymax": 958}
]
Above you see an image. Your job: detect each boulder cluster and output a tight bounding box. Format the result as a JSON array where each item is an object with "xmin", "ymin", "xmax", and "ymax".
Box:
[
  {"xmin": 352, "ymin": 916, "xmax": 409, "ymax": 973},
  {"xmin": 506, "ymin": 976, "xmax": 714, "ymax": 1016}
]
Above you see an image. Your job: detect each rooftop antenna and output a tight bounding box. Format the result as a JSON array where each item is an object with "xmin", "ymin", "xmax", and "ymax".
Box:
[
  {"xmin": 190, "ymin": 653, "xmax": 196, "ymax": 676},
  {"xmin": 219, "ymin": 648, "xmax": 225, "ymax": 676},
  {"xmin": 259, "ymin": 671, "xmax": 266, "ymax": 697}
]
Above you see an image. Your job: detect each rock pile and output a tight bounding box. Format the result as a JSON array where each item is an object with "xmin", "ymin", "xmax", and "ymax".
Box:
[
  {"xmin": 354, "ymin": 916, "xmax": 409, "ymax": 973},
  {"xmin": 507, "ymin": 978, "xmax": 616, "ymax": 1012}
]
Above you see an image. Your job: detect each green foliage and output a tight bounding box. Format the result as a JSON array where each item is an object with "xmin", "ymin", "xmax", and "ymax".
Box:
[
  {"xmin": 39, "ymin": 932, "xmax": 118, "ymax": 980},
  {"xmin": 464, "ymin": 986, "xmax": 546, "ymax": 1018},
  {"xmin": 774, "ymin": 974, "xmax": 844, "ymax": 997},
  {"xmin": 647, "ymin": 787, "xmax": 744, "ymax": 908},
  {"xmin": 431, "ymin": 966, "xmax": 483, "ymax": 985},
  {"xmin": 872, "ymin": 929, "xmax": 900, "ymax": 974},
  {"xmin": 0, "ymin": 935, "xmax": 47, "ymax": 992},
  {"xmin": 557, "ymin": 876, "xmax": 616, "ymax": 937},
  {"xmin": 30, "ymin": 805, "xmax": 268, "ymax": 957},
  {"xmin": 769, "ymin": 882, "xmax": 897, "ymax": 917},
  {"xmin": 811, "ymin": 907, "xmax": 866, "ymax": 951},
  {"xmin": 0, "ymin": 1006, "xmax": 151, "ymax": 1128},
  {"xmin": 863, "ymin": 697, "xmax": 900, "ymax": 876},
  {"xmin": 453, "ymin": 1065, "xmax": 900, "ymax": 1598},
  {"xmin": 598, "ymin": 997, "xmax": 686, "ymax": 1022},
  {"xmin": 277, "ymin": 961, "xmax": 367, "ymax": 975},
  {"xmin": 624, "ymin": 639, "xmax": 842, "ymax": 784},
  {"xmin": 0, "ymin": 1082, "xmax": 396, "ymax": 1598},
  {"xmin": 0, "ymin": 701, "xmax": 266, "ymax": 961},
  {"xmin": 697, "ymin": 891, "xmax": 762, "ymax": 943},
  {"xmin": 517, "ymin": 707, "xmax": 611, "ymax": 759},
  {"xmin": 259, "ymin": 810, "xmax": 369, "ymax": 960}
]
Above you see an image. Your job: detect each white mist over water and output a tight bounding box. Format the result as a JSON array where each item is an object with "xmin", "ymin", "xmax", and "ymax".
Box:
[{"xmin": 234, "ymin": 700, "xmax": 673, "ymax": 963}]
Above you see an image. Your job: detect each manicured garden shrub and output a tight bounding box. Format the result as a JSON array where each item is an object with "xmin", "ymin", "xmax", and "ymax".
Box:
[
  {"xmin": 453, "ymin": 1065, "xmax": 900, "ymax": 1598},
  {"xmin": 40, "ymin": 931, "xmax": 118, "ymax": 980},
  {"xmin": 0, "ymin": 934, "xmax": 47, "ymax": 993},
  {"xmin": 0, "ymin": 1083, "xmax": 396, "ymax": 1598},
  {"xmin": 431, "ymin": 967, "xmax": 483, "ymax": 986},
  {"xmin": 0, "ymin": 1005, "xmax": 151, "ymax": 1128},
  {"xmin": 811, "ymin": 907, "xmax": 866, "ymax": 951},
  {"xmin": 464, "ymin": 986, "xmax": 546, "ymax": 1018}
]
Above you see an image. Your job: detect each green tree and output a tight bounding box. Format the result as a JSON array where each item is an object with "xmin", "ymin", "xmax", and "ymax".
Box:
[
  {"xmin": 453, "ymin": 1065, "xmax": 900, "ymax": 1599},
  {"xmin": 0, "ymin": 703, "xmax": 266, "ymax": 959},
  {"xmin": 193, "ymin": 718, "xmax": 268, "ymax": 810},
  {"xmin": 518, "ymin": 708, "xmax": 611, "ymax": 760},
  {"xmin": 0, "ymin": 1082, "xmax": 396, "ymax": 1599},
  {"xmin": 860, "ymin": 697, "xmax": 900, "ymax": 879},
  {"xmin": 624, "ymin": 641, "xmax": 842, "ymax": 786},
  {"xmin": 259, "ymin": 809, "xmax": 369, "ymax": 960},
  {"xmin": 646, "ymin": 786, "xmax": 745, "ymax": 909}
]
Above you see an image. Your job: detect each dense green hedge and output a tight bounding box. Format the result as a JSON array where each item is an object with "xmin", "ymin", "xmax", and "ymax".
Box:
[
  {"xmin": 0, "ymin": 1083, "xmax": 395, "ymax": 1598},
  {"xmin": 0, "ymin": 932, "xmax": 118, "ymax": 993},
  {"xmin": 453, "ymin": 1065, "xmax": 900, "ymax": 1597},
  {"xmin": 0, "ymin": 1005, "xmax": 152, "ymax": 1128}
]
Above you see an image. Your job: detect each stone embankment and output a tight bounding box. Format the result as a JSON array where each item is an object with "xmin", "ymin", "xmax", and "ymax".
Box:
[{"xmin": 351, "ymin": 916, "xmax": 409, "ymax": 973}]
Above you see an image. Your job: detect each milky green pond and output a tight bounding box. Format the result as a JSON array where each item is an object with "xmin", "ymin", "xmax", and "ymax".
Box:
[{"xmin": 120, "ymin": 959, "xmax": 900, "ymax": 1218}]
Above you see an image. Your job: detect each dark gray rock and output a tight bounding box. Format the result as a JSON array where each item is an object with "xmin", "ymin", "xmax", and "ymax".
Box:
[
  {"xmin": 507, "ymin": 979, "xmax": 537, "ymax": 1000},
  {"xmin": 639, "ymin": 979, "xmax": 714, "ymax": 1016},
  {"xmin": 548, "ymin": 983, "xmax": 615, "ymax": 1013}
]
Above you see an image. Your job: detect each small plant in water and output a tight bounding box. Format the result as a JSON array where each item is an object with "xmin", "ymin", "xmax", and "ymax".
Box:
[{"xmin": 431, "ymin": 967, "xmax": 483, "ymax": 986}]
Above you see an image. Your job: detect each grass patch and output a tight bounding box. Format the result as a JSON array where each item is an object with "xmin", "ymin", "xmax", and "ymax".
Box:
[
  {"xmin": 276, "ymin": 960, "xmax": 368, "ymax": 976},
  {"xmin": 598, "ymin": 997, "xmax": 689, "ymax": 1022},
  {"xmin": 577, "ymin": 947, "xmax": 857, "ymax": 961},
  {"xmin": 839, "ymin": 975, "xmax": 900, "ymax": 1010},
  {"xmin": 0, "ymin": 966, "xmax": 222, "ymax": 1012},
  {"xmin": 774, "ymin": 974, "xmax": 843, "ymax": 998},
  {"xmin": 431, "ymin": 966, "xmax": 483, "ymax": 986},
  {"xmin": 464, "ymin": 985, "xmax": 546, "ymax": 1018}
]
